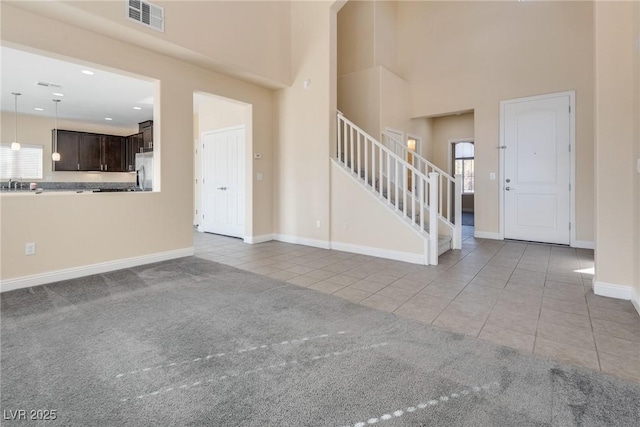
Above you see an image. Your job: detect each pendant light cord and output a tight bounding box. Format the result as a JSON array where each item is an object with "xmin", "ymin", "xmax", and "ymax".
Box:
[
  {"xmin": 14, "ymin": 93, "xmax": 18, "ymax": 142},
  {"xmin": 54, "ymin": 100, "xmax": 58, "ymax": 152}
]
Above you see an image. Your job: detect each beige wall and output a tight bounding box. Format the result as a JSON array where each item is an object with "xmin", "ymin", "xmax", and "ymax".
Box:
[
  {"xmin": 0, "ymin": 3, "xmax": 274, "ymax": 281},
  {"xmin": 337, "ymin": 0, "xmax": 374, "ymax": 77},
  {"xmin": 337, "ymin": 1, "xmax": 428, "ymax": 147},
  {"xmin": 373, "ymin": 1, "xmax": 399, "ymax": 76},
  {"xmin": 0, "ymin": 112, "xmax": 137, "ymax": 183},
  {"xmin": 430, "ymin": 113, "xmax": 475, "ymax": 175},
  {"xmin": 409, "ymin": 117, "xmax": 433, "ymax": 161},
  {"xmin": 273, "ymin": 1, "xmax": 336, "ymax": 243},
  {"xmin": 330, "ymin": 161, "xmax": 423, "ymax": 256},
  {"xmin": 637, "ymin": 3, "xmax": 640, "ymax": 305},
  {"xmin": 379, "ymin": 66, "xmax": 412, "ymax": 137},
  {"xmin": 594, "ymin": 1, "xmax": 639, "ymax": 296},
  {"xmin": 337, "ymin": 67, "xmax": 380, "ymax": 137},
  {"xmin": 397, "ymin": 1, "xmax": 595, "ymax": 242},
  {"xmin": 10, "ymin": 0, "xmax": 292, "ymax": 88}
]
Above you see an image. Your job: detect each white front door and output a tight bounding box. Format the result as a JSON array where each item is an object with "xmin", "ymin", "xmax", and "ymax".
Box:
[
  {"xmin": 502, "ymin": 93, "xmax": 572, "ymax": 245},
  {"xmin": 200, "ymin": 126, "xmax": 245, "ymax": 238}
]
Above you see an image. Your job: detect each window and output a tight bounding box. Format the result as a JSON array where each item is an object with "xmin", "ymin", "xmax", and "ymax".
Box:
[
  {"xmin": 0, "ymin": 144, "xmax": 44, "ymax": 180},
  {"xmin": 454, "ymin": 142, "xmax": 474, "ymax": 193}
]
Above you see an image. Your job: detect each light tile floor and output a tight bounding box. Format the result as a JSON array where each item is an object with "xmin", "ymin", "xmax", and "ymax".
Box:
[{"xmin": 193, "ymin": 227, "xmax": 640, "ymax": 383}]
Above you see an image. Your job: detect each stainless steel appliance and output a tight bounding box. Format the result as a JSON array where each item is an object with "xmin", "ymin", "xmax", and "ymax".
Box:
[{"xmin": 135, "ymin": 152, "xmax": 153, "ymax": 191}]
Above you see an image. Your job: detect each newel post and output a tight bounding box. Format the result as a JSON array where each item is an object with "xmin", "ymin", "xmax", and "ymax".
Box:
[
  {"xmin": 429, "ymin": 172, "xmax": 439, "ymax": 265},
  {"xmin": 454, "ymin": 173, "xmax": 463, "ymax": 249}
]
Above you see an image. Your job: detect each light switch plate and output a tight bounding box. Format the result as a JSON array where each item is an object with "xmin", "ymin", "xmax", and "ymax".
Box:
[
  {"xmin": 257, "ymin": 172, "xmax": 263, "ymax": 181},
  {"xmin": 489, "ymin": 172, "xmax": 496, "ymax": 180}
]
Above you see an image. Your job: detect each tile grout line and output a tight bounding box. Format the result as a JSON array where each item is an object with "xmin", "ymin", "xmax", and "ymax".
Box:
[
  {"xmin": 476, "ymin": 243, "xmax": 529, "ymax": 339},
  {"xmin": 426, "ymin": 241, "xmax": 495, "ymax": 328},
  {"xmin": 531, "ymin": 244, "xmax": 552, "ymax": 355}
]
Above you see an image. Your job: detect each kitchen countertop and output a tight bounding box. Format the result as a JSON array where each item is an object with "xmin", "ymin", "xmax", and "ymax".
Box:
[
  {"xmin": 0, "ymin": 182, "xmax": 148, "ymax": 195},
  {"xmin": 0, "ymin": 188, "xmax": 150, "ymax": 195}
]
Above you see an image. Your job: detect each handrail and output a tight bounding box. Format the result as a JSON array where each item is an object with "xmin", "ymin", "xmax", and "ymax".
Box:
[
  {"xmin": 381, "ymin": 129, "xmax": 462, "ymax": 249},
  {"xmin": 339, "ymin": 116, "xmax": 430, "ymax": 183},
  {"xmin": 337, "ymin": 113, "xmax": 441, "ymax": 264},
  {"xmin": 381, "ymin": 130, "xmax": 454, "ymax": 181}
]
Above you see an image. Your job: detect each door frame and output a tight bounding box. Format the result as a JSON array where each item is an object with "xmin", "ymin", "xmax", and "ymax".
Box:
[
  {"xmin": 447, "ymin": 138, "xmax": 474, "ymax": 176},
  {"xmin": 499, "ymin": 90, "xmax": 576, "ymax": 246},
  {"xmin": 199, "ymin": 124, "xmax": 247, "ymax": 239},
  {"xmin": 406, "ymin": 133, "xmax": 421, "ymax": 154},
  {"xmin": 448, "ymin": 138, "xmax": 475, "ymax": 218}
]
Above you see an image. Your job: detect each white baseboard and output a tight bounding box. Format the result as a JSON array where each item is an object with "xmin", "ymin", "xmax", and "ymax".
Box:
[
  {"xmin": 244, "ymin": 234, "xmax": 274, "ymax": 244},
  {"xmin": 573, "ymin": 240, "xmax": 595, "ymax": 250},
  {"xmin": 0, "ymin": 247, "xmax": 195, "ymax": 293},
  {"xmin": 632, "ymin": 289, "xmax": 640, "ymax": 317},
  {"xmin": 474, "ymin": 231, "xmax": 503, "ymax": 240},
  {"xmin": 273, "ymin": 234, "xmax": 331, "ymax": 250},
  {"xmin": 593, "ymin": 279, "xmax": 634, "ymax": 301},
  {"xmin": 330, "ymin": 241, "xmax": 425, "ymax": 265}
]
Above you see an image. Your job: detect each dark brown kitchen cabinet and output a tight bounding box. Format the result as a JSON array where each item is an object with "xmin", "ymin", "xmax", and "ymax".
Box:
[
  {"xmin": 102, "ymin": 135, "xmax": 126, "ymax": 172},
  {"xmin": 139, "ymin": 120, "xmax": 153, "ymax": 150},
  {"xmin": 125, "ymin": 132, "xmax": 143, "ymax": 171},
  {"xmin": 52, "ymin": 130, "xmax": 80, "ymax": 171},
  {"xmin": 79, "ymin": 133, "xmax": 102, "ymax": 171},
  {"xmin": 52, "ymin": 130, "xmax": 126, "ymax": 172}
]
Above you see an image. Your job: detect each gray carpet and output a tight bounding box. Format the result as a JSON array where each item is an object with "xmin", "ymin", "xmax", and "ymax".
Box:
[{"xmin": 1, "ymin": 257, "xmax": 639, "ymax": 426}]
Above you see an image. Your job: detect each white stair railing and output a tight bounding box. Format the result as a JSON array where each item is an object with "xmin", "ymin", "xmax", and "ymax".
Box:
[
  {"xmin": 337, "ymin": 112, "xmax": 440, "ymax": 265},
  {"xmin": 381, "ymin": 131, "xmax": 462, "ymax": 249}
]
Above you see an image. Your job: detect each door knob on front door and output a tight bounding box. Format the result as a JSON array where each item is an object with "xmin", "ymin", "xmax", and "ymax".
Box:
[
  {"xmin": 505, "ymin": 186, "xmax": 515, "ymax": 191},
  {"xmin": 217, "ymin": 186, "xmax": 227, "ymax": 190}
]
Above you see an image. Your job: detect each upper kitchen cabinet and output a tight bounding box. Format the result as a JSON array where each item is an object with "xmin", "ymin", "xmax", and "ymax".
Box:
[
  {"xmin": 53, "ymin": 130, "xmax": 126, "ymax": 172},
  {"xmin": 124, "ymin": 121, "xmax": 153, "ymax": 171},
  {"xmin": 139, "ymin": 120, "xmax": 153, "ymax": 150},
  {"xmin": 102, "ymin": 135, "xmax": 126, "ymax": 172},
  {"xmin": 52, "ymin": 130, "xmax": 81, "ymax": 171},
  {"xmin": 79, "ymin": 132, "xmax": 102, "ymax": 171},
  {"xmin": 125, "ymin": 133, "xmax": 143, "ymax": 171}
]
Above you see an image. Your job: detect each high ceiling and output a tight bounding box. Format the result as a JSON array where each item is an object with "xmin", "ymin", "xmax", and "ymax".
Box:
[{"xmin": 1, "ymin": 46, "xmax": 154, "ymax": 129}]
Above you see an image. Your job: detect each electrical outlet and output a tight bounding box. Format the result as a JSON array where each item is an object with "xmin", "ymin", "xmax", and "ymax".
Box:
[
  {"xmin": 256, "ymin": 172, "xmax": 263, "ymax": 181},
  {"xmin": 25, "ymin": 242, "xmax": 36, "ymax": 256}
]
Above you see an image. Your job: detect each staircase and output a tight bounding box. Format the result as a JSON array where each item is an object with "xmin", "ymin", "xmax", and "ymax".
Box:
[{"xmin": 336, "ymin": 112, "xmax": 462, "ymax": 265}]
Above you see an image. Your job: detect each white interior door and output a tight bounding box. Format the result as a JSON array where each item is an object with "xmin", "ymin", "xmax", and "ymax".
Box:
[
  {"xmin": 200, "ymin": 126, "xmax": 245, "ymax": 238},
  {"xmin": 503, "ymin": 93, "xmax": 572, "ymax": 245}
]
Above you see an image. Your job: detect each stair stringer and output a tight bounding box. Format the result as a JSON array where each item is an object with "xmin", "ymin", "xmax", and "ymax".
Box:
[{"xmin": 330, "ymin": 159, "xmax": 430, "ymax": 265}]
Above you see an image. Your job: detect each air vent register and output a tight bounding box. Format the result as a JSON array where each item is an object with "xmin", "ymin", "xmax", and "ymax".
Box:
[{"xmin": 128, "ymin": 0, "xmax": 164, "ymax": 32}]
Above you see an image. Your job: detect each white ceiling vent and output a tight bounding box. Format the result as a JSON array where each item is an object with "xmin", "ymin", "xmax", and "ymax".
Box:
[{"xmin": 128, "ymin": 0, "xmax": 164, "ymax": 32}]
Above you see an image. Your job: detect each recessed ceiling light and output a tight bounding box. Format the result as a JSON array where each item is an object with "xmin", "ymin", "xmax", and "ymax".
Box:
[
  {"xmin": 34, "ymin": 107, "xmax": 44, "ymax": 111},
  {"xmin": 81, "ymin": 70, "xmax": 94, "ymax": 75},
  {"xmin": 133, "ymin": 106, "xmax": 142, "ymax": 110},
  {"xmin": 52, "ymin": 92, "xmax": 64, "ymax": 97},
  {"xmin": 105, "ymin": 117, "xmax": 113, "ymax": 121}
]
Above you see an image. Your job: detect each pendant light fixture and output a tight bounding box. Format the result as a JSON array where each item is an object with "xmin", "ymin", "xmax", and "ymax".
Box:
[
  {"xmin": 52, "ymin": 99, "xmax": 61, "ymax": 161},
  {"xmin": 10, "ymin": 92, "xmax": 21, "ymax": 150}
]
